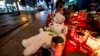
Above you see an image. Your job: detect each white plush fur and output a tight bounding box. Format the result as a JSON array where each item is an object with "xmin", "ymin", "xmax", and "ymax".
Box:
[
  {"xmin": 49, "ymin": 22, "xmax": 68, "ymax": 35},
  {"xmin": 23, "ymin": 31, "xmax": 52, "ymax": 56},
  {"xmin": 22, "ymin": 22, "xmax": 68, "ymax": 56},
  {"xmin": 53, "ymin": 12, "xmax": 65, "ymax": 24}
]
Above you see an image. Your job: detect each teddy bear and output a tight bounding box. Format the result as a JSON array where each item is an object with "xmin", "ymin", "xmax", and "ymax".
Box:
[
  {"xmin": 53, "ymin": 11, "xmax": 65, "ymax": 24},
  {"xmin": 22, "ymin": 22, "xmax": 68, "ymax": 56}
]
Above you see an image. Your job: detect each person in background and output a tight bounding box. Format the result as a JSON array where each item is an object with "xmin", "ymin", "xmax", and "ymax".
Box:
[
  {"xmin": 46, "ymin": 0, "xmax": 65, "ymax": 26},
  {"xmin": 55, "ymin": 0, "xmax": 65, "ymax": 13}
]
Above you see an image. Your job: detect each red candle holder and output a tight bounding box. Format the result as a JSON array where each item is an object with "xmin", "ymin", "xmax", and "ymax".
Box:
[{"xmin": 51, "ymin": 42, "xmax": 64, "ymax": 56}]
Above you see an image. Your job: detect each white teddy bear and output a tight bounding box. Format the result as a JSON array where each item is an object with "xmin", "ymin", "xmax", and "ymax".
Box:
[
  {"xmin": 53, "ymin": 12, "xmax": 65, "ymax": 24},
  {"xmin": 22, "ymin": 22, "xmax": 68, "ymax": 56}
]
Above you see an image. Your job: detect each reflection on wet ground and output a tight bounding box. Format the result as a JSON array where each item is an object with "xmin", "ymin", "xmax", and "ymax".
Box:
[{"xmin": 0, "ymin": 10, "xmax": 50, "ymax": 56}]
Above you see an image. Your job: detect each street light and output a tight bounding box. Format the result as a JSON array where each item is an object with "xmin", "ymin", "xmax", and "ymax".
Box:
[{"xmin": 18, "ymin": 0, "xmax": 21, "ymax": 2}]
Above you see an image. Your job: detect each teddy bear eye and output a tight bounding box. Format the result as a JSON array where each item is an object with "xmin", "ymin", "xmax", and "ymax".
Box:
[
  {"xmin": 51, "ymin": 23, "xmax": 53, "ymax": 25},
  {"xmin": 57, "ymin": 25, "xmax": 59, "ymax": 27}
]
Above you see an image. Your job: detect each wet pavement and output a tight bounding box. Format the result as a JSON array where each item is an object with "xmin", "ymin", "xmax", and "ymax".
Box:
[
  {"xmin": 0, "ymin": 13, "xmax": 29, "ymax": 36},
  {"xmin": 0, "ymin": 10, "xmax": 51, "ymax": 56}
]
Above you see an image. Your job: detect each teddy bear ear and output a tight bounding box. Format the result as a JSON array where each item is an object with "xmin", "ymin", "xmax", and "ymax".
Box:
[{"xmin": 39, "ymin": 28, "xmax": 44, "ymax": 33}]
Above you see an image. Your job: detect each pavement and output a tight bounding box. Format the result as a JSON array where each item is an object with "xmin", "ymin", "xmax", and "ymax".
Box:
[
  {"xmin": 0, "ymin": 13, "xmax": 28, "ymax": 36},
  {"xmin": 0, "ymin": 10, "xmax": 51, "ymax": 56}
]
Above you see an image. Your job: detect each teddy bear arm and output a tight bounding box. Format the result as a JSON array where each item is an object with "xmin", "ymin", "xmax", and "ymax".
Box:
[{"xmin": 23, "ymin": 40, "xmax": 45, "ymax": 56}]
